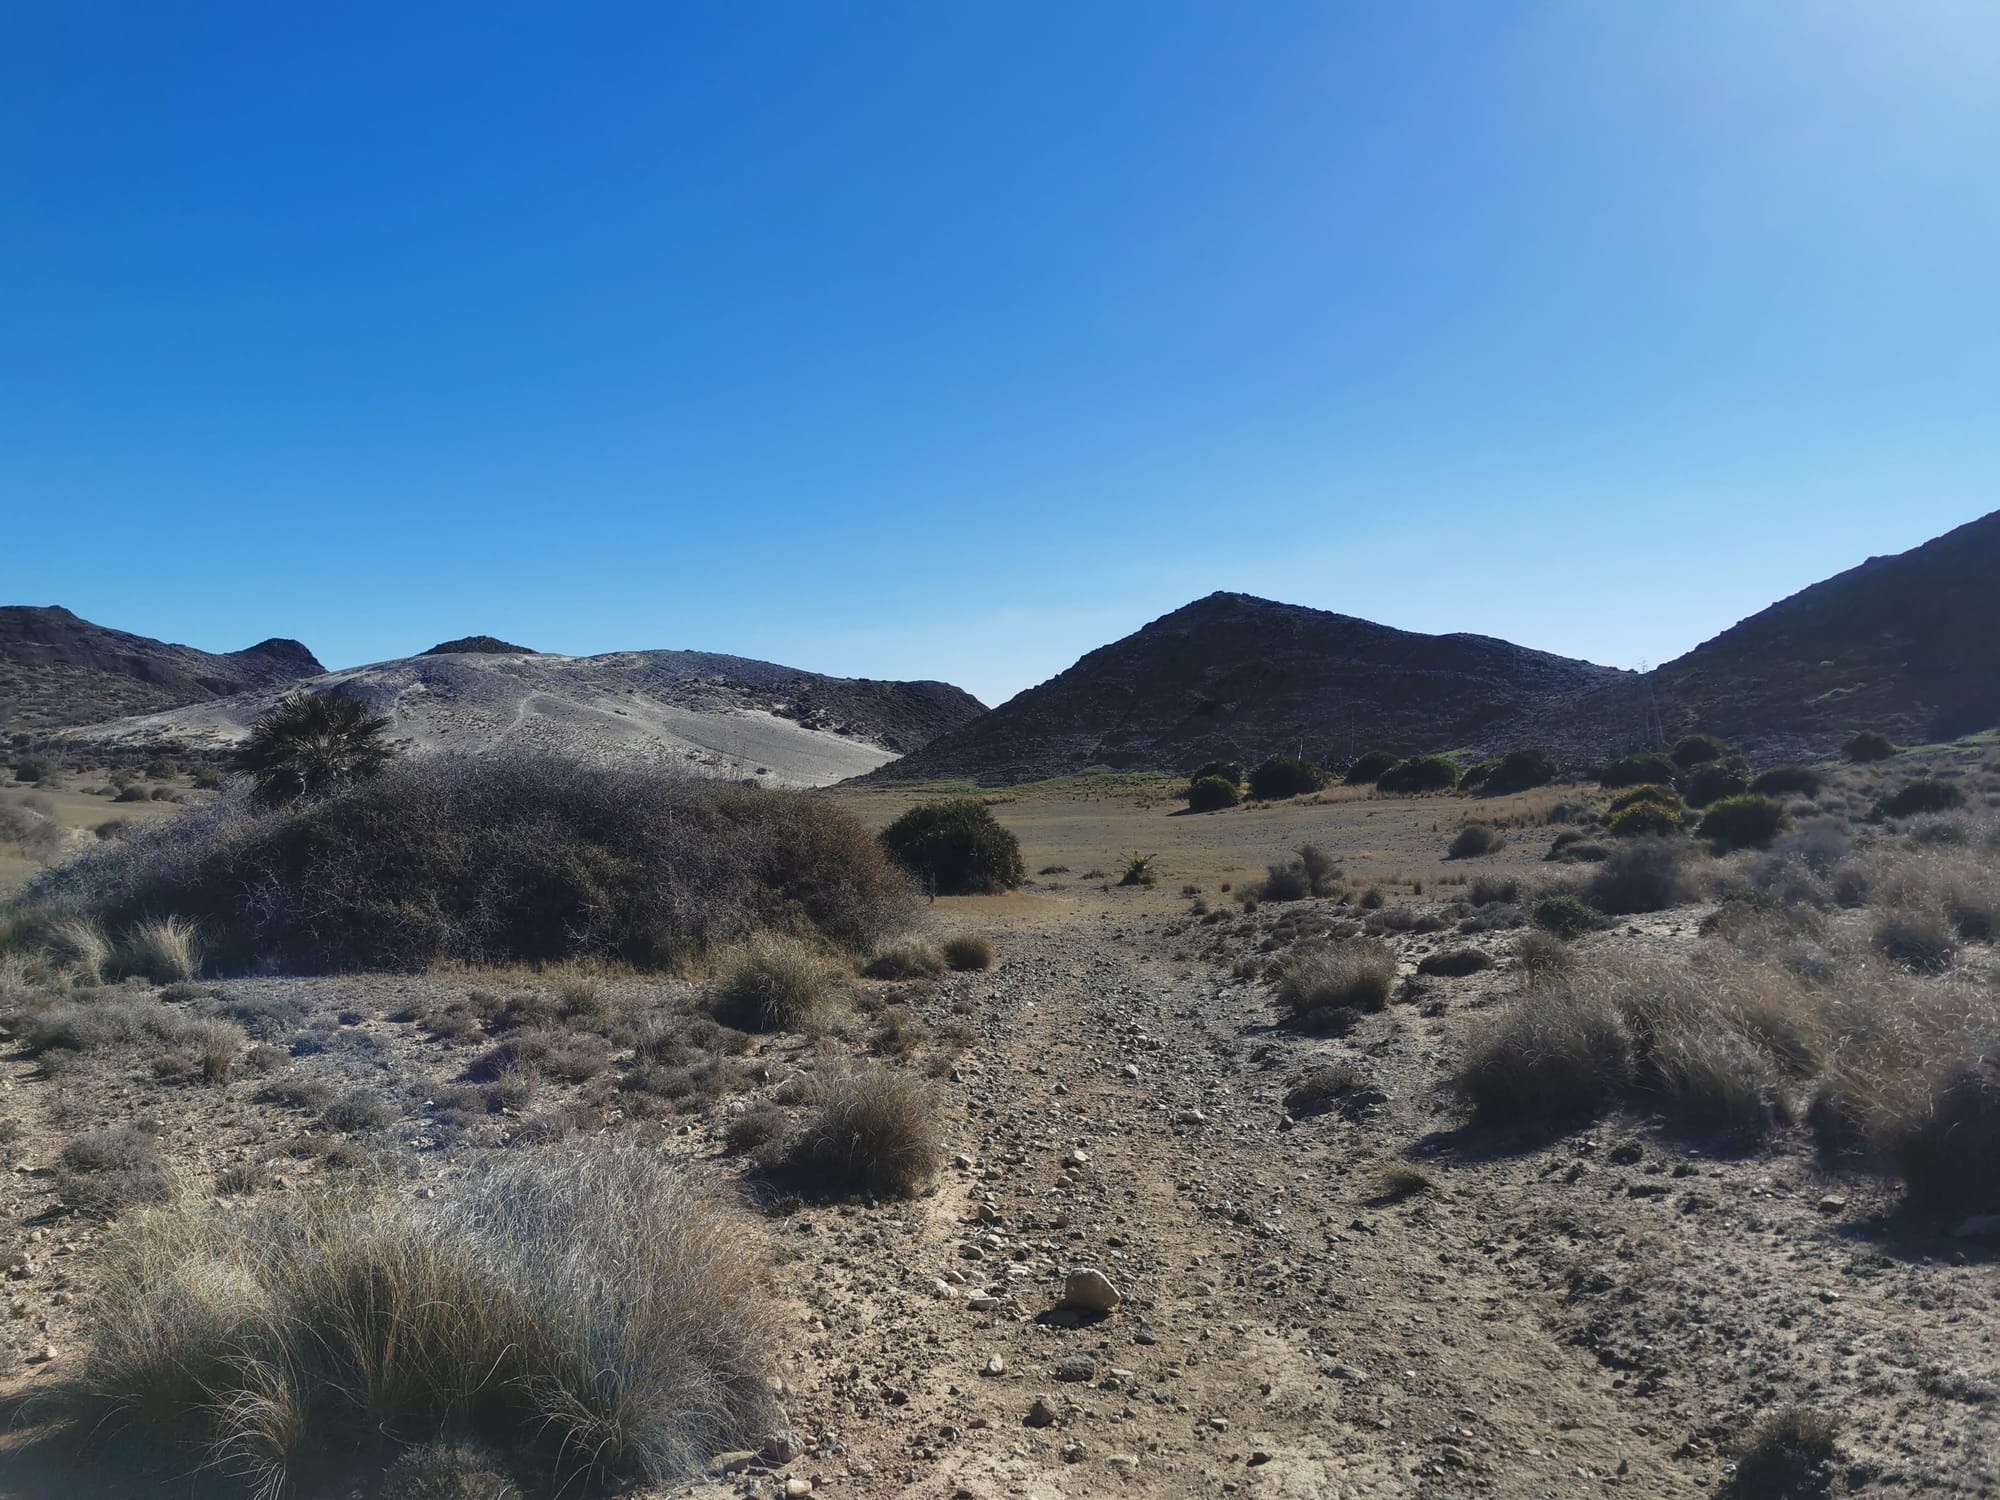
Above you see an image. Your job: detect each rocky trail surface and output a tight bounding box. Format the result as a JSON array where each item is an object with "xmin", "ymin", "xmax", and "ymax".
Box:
[{"xmin": 723, "ymin": 910, "xmax": 1998, "ymax": 1500}]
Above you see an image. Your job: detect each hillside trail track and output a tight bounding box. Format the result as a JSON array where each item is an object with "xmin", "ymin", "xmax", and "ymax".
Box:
[{"xmin": 765, "ymin": 918, "xmax": 1708, "ymax": 1500}]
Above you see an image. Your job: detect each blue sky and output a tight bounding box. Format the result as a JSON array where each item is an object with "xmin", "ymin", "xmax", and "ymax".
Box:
[{"xmin": 3, "ymin": 2, "xmax": 1996, "ymax": 707}]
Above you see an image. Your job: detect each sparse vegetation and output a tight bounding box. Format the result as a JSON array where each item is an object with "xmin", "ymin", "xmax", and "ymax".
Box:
[
  {"xmin": 879, "ymin": 797, "xmax": 1025, "ymax": 895},
  {"xmin": 1727, "ymin": 1407, "xmax": 1841, "ymax": 1499},
  {"xmin": 1749, "ymin": 765, "xmax": 1823, "ymax": 799},
  {"xmin": 1584, "ymin": 836, "xmax": 1694, "ymax": 914}
]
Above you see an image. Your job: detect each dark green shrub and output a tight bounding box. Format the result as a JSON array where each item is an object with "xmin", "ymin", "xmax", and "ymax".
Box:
[
  {"xmin": 1458, "ymin": 759, "xmax": 1498, "ymax": 792},
  {"xmin": 12, "ymin": 755, "xmax": 55, "ymax": 785},
  {"xmin": 1749, "ymin": 766, "xmax": 1823, "ymax": 798},
  {"xmin": 1843, "ymin": 731, "xmax": 1897, "ymax": 763},
  {"xmin": 1607, "ymin": 783, "xmax": 1680, "ymax": 814},
  {"xmin": 1584, "ymin": 836, "xmax": 1692, "ymax": 914},
  {"xmin": 235, "ymin": 690, "xmax": 397, "ymax": 807},
  {"xmin": 1376, "ymin": 755, "xmax": 1459, "ymax": 795},
  {"xmin": 1343, "ymin": 750, "xmax": 1399, "ymax": 785},
  {"xmin": 1605, "ymin": 802, "xmax": 1685, "ymax": 838},
  {"xmin": 1417, "ymin": 947, "xmax": 1493, "ymax": 977},
  {"xmin": 1670, "ymin": 733, "xmax": 1730, "ymax": 769},
  {"xmin": 1184, "ymin": 776, "xmax": 1240, "ymax": 813},
  {"xmin": 879, "ymin": 798, "xmax": 1024, "ymax": 894},
  {"xmin": 27, "ymin": 757, "xmax": 916, "ymax": 972},
  {"xmin": 1247, "ymin": 756, "xmax": 1326, "ymax": 800},
  {"xmin": 1598, "ymin": 752, "xmax": 1678, "ymax": 789},
  {"xmin": 1532, "ymin": 892, "xmax": 1602, "ymax": 940},
  {"xmin": 1190, "ymin": 760, "xmax": 1243, "ymax": 787},
  {"xmin": 1894, "ymin": 1063, "xmax": 2000, "ymax": 1214},
  {"xmin": 1447, "ymin": 824, "xmax": 1505, "ymax": 859},
  {"xmin": 1683, "ymin": 763, "xmax": 1749, "ymax": 808},
  {"xmin": 1877, "ymin": 779, "xmax": 1966, "ymax": 819},
  {"xmin": 1482, "ymin": 749, "xmax": 1559, "ymax": 796},
  {"xmin": 1698, "ymin": 794, "xmax": 1789, "ymax": 851}
]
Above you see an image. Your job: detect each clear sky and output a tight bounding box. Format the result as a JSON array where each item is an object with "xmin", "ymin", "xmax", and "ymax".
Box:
[{"xmin": 3, "ymin": 3, "xmax": 1996, "ymax": 707}]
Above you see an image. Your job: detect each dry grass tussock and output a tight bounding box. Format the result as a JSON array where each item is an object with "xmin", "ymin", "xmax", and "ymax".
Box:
[
  {"xmin": 1273, "ymin": 942, "xmax": 1398, "ymax": 1031},
  {"xmin": 941, "ymin": 932, "xmax": 995, "ymax": 971},
  {"xmin": 710, "ymin": 935, "xmax": 846, "ymax": 1032},
  {"xmin": 862, "ymin": 940, "xmax": 947, "ymax": 980},
  {"xmin": 1460, "ymin": 944, "xmax": 2000, "ymax": 1211},
  {"xmin": 777, "ymin": 1064, "xmax": 942, "ymax": 1198},
  {"xmin": 71, "ymin": 1143, "xmax": 776, "ymax": 1497}
]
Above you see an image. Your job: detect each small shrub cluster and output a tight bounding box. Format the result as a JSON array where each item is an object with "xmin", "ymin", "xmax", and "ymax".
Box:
[
  {"xmin": 776, "ymin": 1065, "xmax": 941, "ymax": 1198},
  {"xmin": 1843, "ymin": 731, "xmax": 1897, "ymax": 763},
  {"xmin": 1698, "ymin": 794, "xmax": 1790, "ymax": 852},
  {"xmin": 1189, "ymin": 760, "xmax": 1243, "ymax": 787},
  {"xmin": 1260, "ymin": 844, "xmax": 1340, "ymax": 901},
  {"xmin": 1877, "ymin": 779, "xmax": 1966, "ymax": 820},
  {"xmin": 942, "ymin": 933, "xmax": 995, "ymax": 971},
  {"xmin": 1598, "ymin": 751, "xmax": 1679, "ymax": 789},
  {"xmin": 1749, "ymin": 765, "xmax": 1823, "ymax": 799},
  {"xmin": 862, "ymin": 941, "xmax": 947, "ymax": 980},
  {"xmin": 712, "ymin": 937, "xmax": 845, "ymax": 1031}
]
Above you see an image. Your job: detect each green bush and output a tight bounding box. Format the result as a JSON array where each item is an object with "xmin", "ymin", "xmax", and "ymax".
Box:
[
  {"xmin": 1376, "ymin": 755, "xmax": 1459, "ymax": 795},
  {"xmin": 1247, "ymin": 756, "xmax": 1327, "ymax": 800},
  {"xmin": 1683, "ymin": 762, "xmax": 1749, "ymax": 808},
  {"xmin": 1607, "ymin": 783, "xmax": 1680, "ymax": 814},
  {"xmin": 1748, "ymin": 766, "xmax": 1822, "ymax": 798},
  {"xmin": 1598, "ymin": 752, "xmax": 1678, "ymax": 789},
  {"xmin": 1343, "ymin": 750, "xmax": 1400, "ymax": 785},
  {"xmin": 1190, "ymin": 760, "xmax": 1243, "ymax": 787},
  {"xmin": 1843, "ymin": 731, "xmax": 1897, "ymax": 763},
  {"xmin": 1482, "ymin": 749, "xmax": 1559, "ymax": 796},
  {"xmin": 879, "ymin": 798, "xmax": 1025, "ymax": 895},
  {"xmin": 1877, "ymin": 780, "xmax": 1966, "ymax": 819},
  {"xmin": 1532, "ymin": 892, "xmax": 1603, "ymax": 940},
  {"xmin": 1184, "ymin": 775, "xmax": 1241, "ymax": 813},
  {"xmin": 1605, "ymin": 802, "xmax": 1685, "ymax": 838},
  {"xmin": 24, "ymin": 757, "xmax": 916, "ymax": 972},
  {"xmin": 1697, "ymin": 794, "xmax": 1789, "ymax": 851},
  {"xmin": 1457, "ymin": 759, "xmax": 1499, "ymax": 792},
  {"xmin": 1584, "ymin": 837, "xmax": 1693, "ymax": 914},
  {"xmin": 1670, "ymin": 733, "xmax": 1730, "ymax": 769}
]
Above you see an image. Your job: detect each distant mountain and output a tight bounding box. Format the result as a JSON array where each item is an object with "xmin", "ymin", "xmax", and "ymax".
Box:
[
  {"xmin": 58, "ymin": 647, "xmax": 986, "ymax": 789},
  {"xmin": 0, "ymin": 606, "xmax": 323, "ymax": 731},
  {"xmin": 866, "ymin": 592, "xmax": 1628, "ymax": 785},
  {"xmin": 421, "ymin": 636, "xmax": 539, "ymax": 656},
  {"xmin": 1628, "ymin": 509, "xmax": 2000, "ymax": 755}
]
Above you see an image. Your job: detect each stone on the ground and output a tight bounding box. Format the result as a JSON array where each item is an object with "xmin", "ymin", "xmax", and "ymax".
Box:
[{"xmin": 1062, "ymin": 1266, "xmax": 1122, "ymax": 1312}]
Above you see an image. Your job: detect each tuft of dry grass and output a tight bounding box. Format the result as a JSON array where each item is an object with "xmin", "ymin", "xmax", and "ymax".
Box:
[
  {"xmin": 118, "ymin": 917, "xmax": 202, "ymax": 983},
  {"xmin": 941, "ymin": 933, "xmax": 995, "ymax": 971},
  {"xmin": 70, "ymin": 1143, "xmax": 776, "ymax": 1496},
  {"xmin": 1447, "ymin": 824, "xmax": 1505, "ymax": 859},
  {"xmin": 862, "ymin": 941, "xmax": 946, "ymax": 980},
  {"xmin": 711, "ymin": 937, "xmax": 844, "ymax": 1031},
  {"xmin": 1273, "ymin": 943, "xmax": 1398, "ymax": 1028},
  {"xmin": 1727, "ymin": 1406, "xmax": 1841, "ymax": 1499},
  {"xmin": 779, "ymin": 1065, "xmax": 941, "ymax": 1199},
  {"xmin": 56, "ymin": 1125, "xmax": 174, "ymax": 1217}
]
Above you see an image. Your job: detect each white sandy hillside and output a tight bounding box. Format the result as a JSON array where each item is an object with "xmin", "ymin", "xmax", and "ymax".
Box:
[{"xmin": 56, "ymin": 645, "xmax": 986, "ymax": 789}]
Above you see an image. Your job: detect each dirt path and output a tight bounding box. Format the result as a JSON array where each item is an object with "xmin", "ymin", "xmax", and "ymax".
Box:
[{"xmin": 764, "ymin": 922, "xmax": 1714, "ymax": 1499}]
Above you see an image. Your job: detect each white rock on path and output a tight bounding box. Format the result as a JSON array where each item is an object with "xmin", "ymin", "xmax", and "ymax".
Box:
[{"xmin": 1062, "ymin": 1267, "xmax": 1122, "ymax": 1312}]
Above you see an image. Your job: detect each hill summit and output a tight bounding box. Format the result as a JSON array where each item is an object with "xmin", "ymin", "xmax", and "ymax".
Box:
[{"xmin": 870, "ymin": 592, "xmax": 1627, "ymax": 785}]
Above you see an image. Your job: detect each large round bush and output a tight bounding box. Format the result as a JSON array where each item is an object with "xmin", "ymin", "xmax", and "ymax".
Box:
[{"xmin": 878, "ymin": 798, "xmax": 1025, "ymax": 895}]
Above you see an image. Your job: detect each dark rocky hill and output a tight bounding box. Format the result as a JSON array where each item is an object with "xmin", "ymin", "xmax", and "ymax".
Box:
[
  {"xmin": 421, "ymin": 636, "xmax": 539, "ymax": 656},
  {"xmin": 0, "ymin": 606, "xmax": 323, "ymax": 731},
  {"xmin": 1626, "ymin": 509, "xmax": 2000, "ymax": 756},
  {"xmin": 866, "ymin": 593, "xmax": 1628, "ymax": 785}
]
